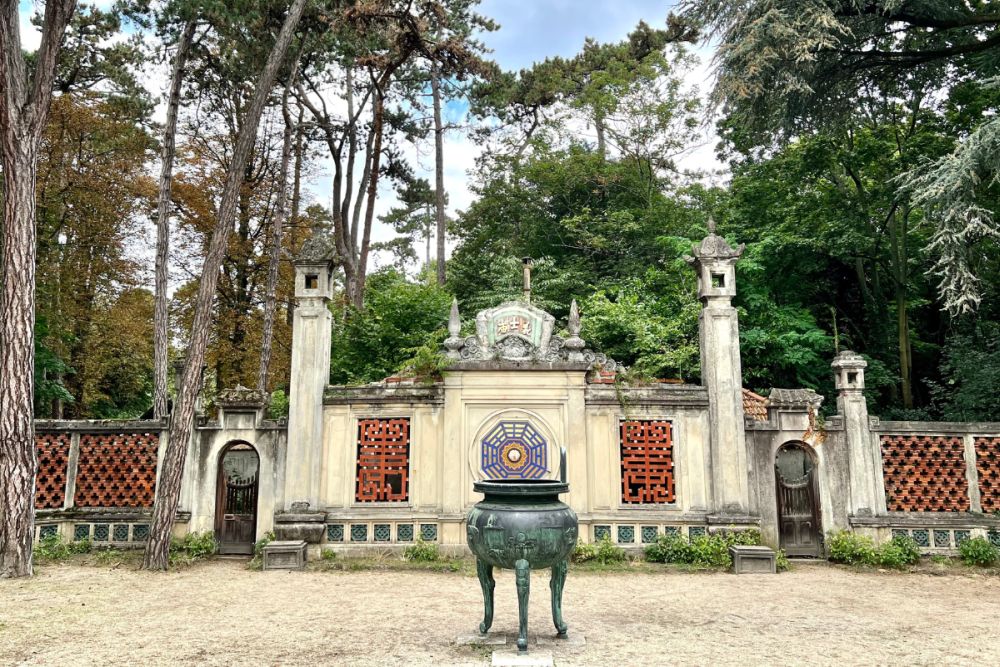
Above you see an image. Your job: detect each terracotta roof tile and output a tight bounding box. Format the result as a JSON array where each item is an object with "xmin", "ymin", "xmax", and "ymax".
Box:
[{"xmin": 742, "ymin": 388, "xmax": 768, "ymax": 421}]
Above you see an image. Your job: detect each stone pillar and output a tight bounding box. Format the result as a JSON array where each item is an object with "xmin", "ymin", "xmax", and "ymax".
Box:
[
  {"xmin": 284, "ymin": 236, "xmax": 335, "ymax": 511},
  {"xmin": 686, "ymin": 223, "xmax": 750, "ymax": 514},
  {"xmin": 831, "ymin": 351, "xmax": 883, "ymax": 516}
]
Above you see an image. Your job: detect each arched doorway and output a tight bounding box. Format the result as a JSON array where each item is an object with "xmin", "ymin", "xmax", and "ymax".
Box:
[
  {"xmin": 215, "ymin": 441, "xmax": 260, "ymax": 555},
  {"xmin": 775, "ymin": 442, "xmax": 822, "ymax": 557}
]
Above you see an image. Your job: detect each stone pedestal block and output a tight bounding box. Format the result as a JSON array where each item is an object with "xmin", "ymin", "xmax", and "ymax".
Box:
[
  {"xmin": 273, "ymin": 511, "xmax": 326, "ymax": 543},
  {"xmin": 262, "ymin": 540, "xmax": 307, "ymax": 570},
  {"xmin": 729, "ymin": 545, "xmax": 776, "ymax": 574}
]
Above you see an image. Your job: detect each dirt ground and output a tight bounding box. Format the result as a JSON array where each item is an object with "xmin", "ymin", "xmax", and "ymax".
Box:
[{"xmin": 1, "ymin": 560, "xmax": 999, "ymax": 666}]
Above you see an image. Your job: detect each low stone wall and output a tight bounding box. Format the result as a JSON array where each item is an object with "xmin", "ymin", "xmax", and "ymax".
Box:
[
  {"xmin": 33, "ymin": 420, "xmax": 171, "ymax": 546},
  {"xmin": 852, "ymin": 421, "xmax": 1000, "ymax": 551}
]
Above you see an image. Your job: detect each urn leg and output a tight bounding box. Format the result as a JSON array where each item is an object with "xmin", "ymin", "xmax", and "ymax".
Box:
[
  {"xmin": 515, "ymin": 558, "xmax": 530, "ymax": 652},
  {"xmin": 550, "ymin": 559, "xmax": 568, "ymax": 636},
  {"xmin": 475, "ymin": 558, "xmax": 495, "ymax": 634}
]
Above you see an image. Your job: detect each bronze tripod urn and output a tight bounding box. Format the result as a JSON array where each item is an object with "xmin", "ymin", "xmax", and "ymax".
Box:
[{"xmin": 465, "ymin": 451, "xmax": 578, "ymax": 652}]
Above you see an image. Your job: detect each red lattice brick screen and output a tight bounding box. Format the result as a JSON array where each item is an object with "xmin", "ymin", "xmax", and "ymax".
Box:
[
  {"xmin": 35, "ymin": 433, "xmax": 71, "ymax": 509},
  {"xmin": 880, "ymin": 435, "xmax": 970, "ymax": 512},
  {"xmin": 356, "ymin": 418, "xmax": 410, "ymax": 502},
  {"xmin": 620, "ymin": 420, "xmax": 675, "ymax": 504},
  {"xmin": 974, "ymin": 437, "xmax": 1000, "ymax": 512},
  {"xmin": 74, "ymin": 433, "xmax": 159, "ymax": 507}
]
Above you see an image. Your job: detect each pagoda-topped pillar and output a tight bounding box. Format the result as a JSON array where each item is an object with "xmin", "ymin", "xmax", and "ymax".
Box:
[
  {"xmin": 686, "ymin": 220, "xmax": 750, "ymax": 515},
  {"xmin": 285, "ymin": 231, "xmax": 335, "ymax": 511}
]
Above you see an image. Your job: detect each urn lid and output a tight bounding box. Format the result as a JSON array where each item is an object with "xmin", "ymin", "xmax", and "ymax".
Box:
[{"xmin": 473, "ymin": 478, "xmax": 569, "ymax": 497}]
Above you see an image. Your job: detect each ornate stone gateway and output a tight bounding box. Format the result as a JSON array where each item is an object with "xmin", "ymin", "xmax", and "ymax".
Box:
[
  {"xmin": 466, "ymin": 450, "xmax": 578, "ymax": 653},
  {"xmin": 215, "ymin": 442, "xmax": 260, "ymax": 555}
]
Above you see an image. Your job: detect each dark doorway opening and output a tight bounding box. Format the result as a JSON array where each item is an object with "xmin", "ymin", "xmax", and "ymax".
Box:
[
  {"xmin": 215, "ymin": 442, "xmax": 259, "ymax": 555},
  {"xmin": 775, "ymin": 442, "xmax": 822, "ymax": 557}
]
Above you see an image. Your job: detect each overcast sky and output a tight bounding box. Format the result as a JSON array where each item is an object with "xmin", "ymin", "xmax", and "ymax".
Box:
[{"xmin": 18, "ymin": 0, "xmax": 720, "ymax": 274}]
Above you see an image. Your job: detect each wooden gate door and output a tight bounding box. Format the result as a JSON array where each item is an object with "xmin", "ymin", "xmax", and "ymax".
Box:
[
  {"xmin": 776, "ymin": 445, "xmax": 822, "ymax": 557},
  {"xmin": 216, "ymin": 443, "xmax": 259, "ymax": 555}
]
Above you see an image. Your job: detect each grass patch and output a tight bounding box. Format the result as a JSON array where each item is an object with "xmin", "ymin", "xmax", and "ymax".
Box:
[{"xmin": 311, "ymin": 554, "xmax": 474, "ymax": 575}]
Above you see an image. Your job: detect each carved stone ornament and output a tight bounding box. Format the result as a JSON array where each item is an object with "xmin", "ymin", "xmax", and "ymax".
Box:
[
  {"xmin": 448, "ymin": 299, "xmax": 620, "ymax": 371},
  {"xmin": 296, "ymin": 228, "xmax": 336, "ymax": 263},
  {"xmin": 216, "ymin": 384, "xmax": 268, "ymax": 408}
]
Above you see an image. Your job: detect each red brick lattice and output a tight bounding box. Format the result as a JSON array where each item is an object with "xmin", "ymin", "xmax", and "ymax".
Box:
[
  {"xmin": 880, "ymin": 435, "xmax": 970, "ymax": 512},
  {"xmin": 35, "ymin": 433, "xmax": 71, "ymax": 509},
  {"xmin": 356, "ymin": 418, "xmax": 410, "ymax": 502},
  {"xmin": 74, "ymin": 433, "xmax": 159, "ymax": 508},
  {"xmin": 974, "ymin": 437, "xmax": 1000, "ymax": 512},
  {"xmin": 620, "ymin": 420, "xmax": 675, "ymax": 504}
]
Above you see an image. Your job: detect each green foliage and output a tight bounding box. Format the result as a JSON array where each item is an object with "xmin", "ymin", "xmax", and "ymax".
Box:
[
  {"xmin": 267, "ymin": 390, "xmax": 290, "ymax": 419},
  {"xmin": 248, "ymin": 531, "xmax": 275, "ymax": 570},
  {"xmin": 931, "ymin": 322, "xmax": 1000, "ymax": 420},
  {"xmin": 403, "ymin": 538, "xmax": 440, "ymax": 563},
  {"xmin": 775, "ymin": 549, "xmax": 790, "ymax": 572},
  {"xmin": 877, "ymin": 535, "xmax": 922, "ymax": 570},
  {"xmin": 321, "ymin": 548, "xmax": 337, "ymax": 562},
  {"xmin": 329, "ymin": 270, "xmax": 453, "ymax": 385},
  {"xmin": 570, "ymin": 541, "xmax": 598, "ymax": 563},
  {"xmin": 573, "ymin": 536, "xmax": 628, "ymax": 565},
  {"xmin": 827, "ymin": 531, "xmax": 921, "ymax": 569},
  {"xmin": 33, "ymin": 535, "xmax": 91, "ymax": 562},
  {"xmin": 644, "ymin": 529, "xmax": 762, "ymax": 568},
  {"xmin": 169, "ymin": 531, "xmax": 217, "ymax": 566},
  {"xmin": 34, "ymin": 316, "xmax": 74, "ymax": 415},
  {"xmin": 827, "ymin": 531, "xmax": 877, "ymax": 566},
  {"xmin": 958, "ymin": 537, "xmax": 1000, "ymax": 567},
  {"xmin": 396, "ymin": 331, "xmax": 451, "ymax": 383},
  {"xmin": 594, "ymin": 536, "xmax": 627, "ymax": 565}
]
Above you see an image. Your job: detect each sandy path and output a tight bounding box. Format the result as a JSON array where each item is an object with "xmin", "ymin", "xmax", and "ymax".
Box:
[{"xmin": 1, "ymin": 560, "xmax": 998, "ymax": 666}]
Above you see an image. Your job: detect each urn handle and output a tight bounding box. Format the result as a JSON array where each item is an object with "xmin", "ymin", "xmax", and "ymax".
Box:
[{"xmin": 560, "ymin": 446, "xmax": 567, "ymax": 484}]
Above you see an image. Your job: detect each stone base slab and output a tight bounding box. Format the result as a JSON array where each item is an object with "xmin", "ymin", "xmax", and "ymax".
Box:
[
  {"xmin": 491, "ymin": 651, "xmax": 554, "ymax": 667},
  {"xmin": 730, "ymin": 544, "xmax": 776, "ymax": 574}
]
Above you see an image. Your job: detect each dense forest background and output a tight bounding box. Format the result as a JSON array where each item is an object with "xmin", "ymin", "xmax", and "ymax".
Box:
[{"xmin": 17, "ymin": 1, "xmax": 1000, "ymax": 423}]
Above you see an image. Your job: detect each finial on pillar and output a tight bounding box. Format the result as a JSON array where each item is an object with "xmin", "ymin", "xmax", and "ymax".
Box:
[
  {"xmin": 444, "ymin": 297, "xmax": 464, "ymax": 359},
  {"xmin": 707, "ymin": 216, "xmax": 717, "ymax": 235},
  {"xmin": 564, "ymin": 299, "xmax": 585, "ymax": 354},
  {"xmin": 522, "ymin": 257, "xmax": 533, "ymax": 303}
]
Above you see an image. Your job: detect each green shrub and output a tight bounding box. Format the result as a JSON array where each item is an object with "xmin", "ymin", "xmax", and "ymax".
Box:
[
  {"xmin": 267, "ymin": 390, "xmax": 289, "ymax": 419},
  {"xmin": 645, "ymin": 529, "xmax": 762, "ymax": 568},
  {"xmin": 828, "ymin": 531, "xmax": 921, "ymax": 569},
  {"xmin": 571, "ymin": 541, "xmax": 598, "ymax": 563},
  {"xmin": 321, "ymin": 548, "xmax": 337, "ymax": 561},
  {"xmin": 169, "ymin": 531, "xmax": 217, "ymax": 566},
  {"xmin": 248, "ymin": 531, "xmax": 275, "ymax": 570},
  {"xmin": 594, "ymin": 536, "xmax": 627, "ymax": 565},
  {"xmin": 403, "ymin": 538, "xmax": 440, "ymax": 562},
  {"xmin": 828, "ymin": 530, "xmax": 877, "ymax": 566},
  {"xmin": 34, "ymin": 534, "xmax": 91, "ymax": 562},
  {"xmin": 958, "ymin": 536, "xmax": 1000, "ymax": 567},
  {"xmin": 776, "ymin": 549, "xmax": 790, "ymax": 571}
]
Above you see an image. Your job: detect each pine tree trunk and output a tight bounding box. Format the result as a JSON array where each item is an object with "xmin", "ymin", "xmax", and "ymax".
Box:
[
  {"xmin": 153, "ymin": 20, "xmax": 196, "ymax": 419},
  {"xmin": 0, "ymin": 0, "xmax": 78, "ymax": 579},
  {"xmin": 0, "ymin": 147, "xmax": 40, "ymax": 579},
  {"xmin": 258, "ymin": 84, "xmax": 294, "ymax": 394},
  {"xmin": 142, "ymin": 0, "xmax": 308, "ymax": 571},
  {"xmin": 431, "ymin": 69, "xmax": 446, "ymax": 286}
]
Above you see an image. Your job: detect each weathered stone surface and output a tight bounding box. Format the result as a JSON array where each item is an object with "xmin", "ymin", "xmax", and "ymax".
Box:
[
  {"xmin": 262, "ymin": 540, "xmax": 307, "ymax": 570},
  {"xmin": 491, "ymin": 651, "xmax": 554, "ymax": 667},
  {"xmin": 729, "ymin": 545, "xmax": 776, "ymax": 574},
  {"xmin": 455, "ymin": 633, "xmax": 507, "ymax": 646}
]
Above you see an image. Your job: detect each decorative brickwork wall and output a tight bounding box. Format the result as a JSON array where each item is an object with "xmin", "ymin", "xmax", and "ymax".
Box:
[
  {"xmin": 620, "ymin": 420, "xmax": 675, "ymax": 504},
  {"xmin": 74, "ymin": 433, "xmax": 159, "ymax": 508},
  {"xmin": 974, "ymin": 437, "xmax": 1000, "ymax": 512},
  {"xmin": 35, "ymin": 433, "xmax": 71, "ymax": 509},
  {"xmin": 880, "ymin": 435, "xmax": 970, "ymax": 512},
  {"xmin": 355, "ymin": 418, "xmax": 410, "ymax": 502}
]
